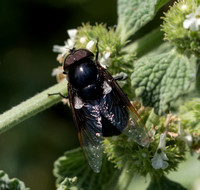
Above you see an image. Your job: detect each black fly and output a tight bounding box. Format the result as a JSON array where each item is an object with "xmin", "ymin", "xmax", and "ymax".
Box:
[{"xmin": 49, "ymin": 41, "xmax": 150, "ymax": 173}]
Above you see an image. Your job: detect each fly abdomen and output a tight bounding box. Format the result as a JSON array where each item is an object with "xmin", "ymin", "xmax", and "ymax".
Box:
[
  {"xmin": 79, "ymin": 82, "xmax": 103, "ymax": 100},
  {"xmin": 101, "ymin": 115, "xmax": 121, "ymax": 137}
]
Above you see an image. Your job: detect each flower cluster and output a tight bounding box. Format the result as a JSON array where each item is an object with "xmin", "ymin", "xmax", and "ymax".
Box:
[
  {"xmin": 52, "ymin": 23, "xmax": 135, "ymax": 97},
  {"xmin": 103, "ymin": 104, "xmax": 186, "ymax": 177},
  {"xmin": 151, "ymin": 133, "xmax": 169, "ymax": 170},
  {"xmin": 52, "ymin": 26, "xmax": 114, "ymax": 83},
  {"xmin": 162, "ymin": 0, "xmax": 200, "ymax": 57},
  {"xmin": 53, "ymin": 29, "xmax": 77, "ymax": 62}
]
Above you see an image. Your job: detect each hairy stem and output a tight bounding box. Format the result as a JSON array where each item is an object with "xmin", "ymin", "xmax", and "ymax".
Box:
[{"xmin": 0, "ymin": 80, "xmax": 67, "ymax": 134}]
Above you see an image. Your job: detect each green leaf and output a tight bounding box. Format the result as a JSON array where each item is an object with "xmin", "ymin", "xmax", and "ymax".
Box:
[
  {"xmin": 147, "ymin": 175, "xmax": 187, "ymax": 190},
  {"xmin": 53, "ymin": 148, "xmax": 117, "ymax": 190},
  {"xmin": 131, "ymin": 49, "xmax": 196, "ymax": 115},
  {"xmin": 0, "ymin": 170, "xmax": 30, "ymax": 190},
  {"xmin": 117, "ymin": 0, "xmax": 170, "ymax": 42}
]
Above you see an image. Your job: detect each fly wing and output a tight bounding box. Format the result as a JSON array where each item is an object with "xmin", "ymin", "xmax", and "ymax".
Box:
[
  {"xmin": 68, "ymin": 83, "xmax": 103, "ymax": 173},
  {"xmin": 99, "ymin": 66, "xmax": 150, "ymax": 147}
]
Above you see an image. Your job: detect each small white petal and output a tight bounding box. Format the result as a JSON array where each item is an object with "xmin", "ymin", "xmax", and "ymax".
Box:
[
  {"xmin": 158, "ymin": 133, "xmax": 166, "ymax": 150},
  {"xmin": 151, "ymin": 133, "xmax": 169, "ymax": 170},
  {"xmin": 53, "ymin": 44, "xmax": 70, "ymax": 56},
  {"xmin": 67, "ymin": 29, "xmax": 77, "ymax": 40},
  {"xmin": 67, "ymin": 39, "xmax": 75, "ymax": 49},
  {"xmin": 106, "ymin": 46, "xmax": 110, "ymax": 51},
  {"xmin": 80, "ymin": 37, "xmax": 87, "ymax": 44},
  {"xmin": 86, "ymin": 40, "xmax": 95, "ymax": 51},
  {"xmin": 104, "ymin": 52, "xmax": 111, "ymax": 59},
  {"xmin": 185, "ymin": 134, "xmax": 192, "ymax": 142},
  {"xmin": 186, "ymin": 13, "xmax": 195, "ymax": 19},
  {"xmin": 151, "ymin": 152, "xmax": 169, "ymax": 170},
  {"xmin": 100, "ymin": 62, "xmax": 107, "ymax": 68},
  {"xmin": 181, "ymin": 4, "xmax": 188, "ymax": 11},
  {"xmin": 53, "ymin": 45, "xmax": 66, "ymax": 53},
  {"xmin": 151, "ymin": 153, "xmax": 163, "ymax": 169},
  {"xmin": 183, "ymin": 17, "xmax": 196, "ymax": 29},
  {"xmin": 195, "ymin": 6, "xmax": 200, "ymax": 14},
  {"xmin": 99, "ymin": 57, "xmax": 108, "ymax": 67},
  {"xmin": 178, "ymin": 122, "xmax": 193, "ymax": 146},
  {"xmin": 99, "ymin": 52, "xmax": 111, "ymax": 67},
  {"xmin": 161, "ymin": 160, "xmax": 169, "ymax": 170},
  {"xmin": 183, "ymin": 6, "xmax": 200, "ymax": 31},
  {"xmin": 51, "ymin": 68, "xmax": 62, "ymax": 76},
  {"xmin": 197, "ymin": 18, "xmax": 200, "ymax": 25},
  {"xmin": 51, "ymin": 68, "xmax": 58, "ymax": 76},
  {"xmin": 161, "ymin": 152, "xmax": 169, "ymax": 161},
  {"xmin": 184, "ymin": 134, "xmax": 193, "ymax": 146},
  {"xmin": 190, "ymin": 21, "xmax": 199, "ymax": 31}
]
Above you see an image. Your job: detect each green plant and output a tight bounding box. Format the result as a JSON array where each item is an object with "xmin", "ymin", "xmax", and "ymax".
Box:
[{"xmin": 0, "ymin": 0, "xmax": 200, "ymax": 189}]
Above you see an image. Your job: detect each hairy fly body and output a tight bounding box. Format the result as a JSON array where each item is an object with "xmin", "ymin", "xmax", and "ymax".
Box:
[{"xmin": 50, "ymin": 42, "xmax": 150, "ymax": 173}]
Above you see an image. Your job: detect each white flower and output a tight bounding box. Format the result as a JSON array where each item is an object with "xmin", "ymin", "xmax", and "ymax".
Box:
[
  {"xmin": 53, "ymin": 43, "xmax": 69, "ymax": 56},
  {"xmin": 151, "ymin": 133, "xmax": 169, "ymax": 170},
  {"xmin": 183, "ymin": 6, "xmax": 200, "ymax": 31},
  {"xmin": 67, "ymin": 29, "xmax": 77, "ymax": 40},
  {"xmin": 178, "ymin": 122, "xmax": 192, "ymax": 147},
  {"xmin": 86, "ymin": 40, "xmax": 95, "ymax": 51},
  {"xmin": 53, "ymin": 29, "xmax": 77, "ymax": 56},
  {"xmin": 99, "ymin": 52, "xmax": 111, "ymax": 68},
  {"xmin": 80, "ymin": 37, "xmax": 87, "ymax": 44},
  {"xmin": 51, "ymin": 67, "xmax": 63, "ymax": 76}
]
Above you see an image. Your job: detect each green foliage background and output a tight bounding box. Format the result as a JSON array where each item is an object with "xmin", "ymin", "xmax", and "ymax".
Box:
[{"xmin": 0, "ymin": 0, "xmax": 200, "ymax": 190}]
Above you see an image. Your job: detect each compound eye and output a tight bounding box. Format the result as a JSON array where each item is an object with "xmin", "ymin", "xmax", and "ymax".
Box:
[
  {"xmin": 63, "ymin": 55, "xmax": 74, "ymax": 70},
  {"xmin": 63, "ymin": 49, "xmax": 94, "ymax": 71}
]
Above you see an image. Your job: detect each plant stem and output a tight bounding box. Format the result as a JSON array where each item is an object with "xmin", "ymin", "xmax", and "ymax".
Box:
[
  {"xmin": 0, "ymin": 80, "xmax": 68, "ymax": 134},
  {"xmin": 114, "ymin": 164, "xmax": 133, "ymax": 190},
  {"xmin": 147, "ymin": 174, "xmax": 188, "ymax": 190}
]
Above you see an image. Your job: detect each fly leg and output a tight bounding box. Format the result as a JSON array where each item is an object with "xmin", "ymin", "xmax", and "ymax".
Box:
[
  {"xmin": 114, "ymin": 72, "xmax": 128, "ymax": 81},
  {"xmin": 48, "ymin": 93, "xmax": 68, "ymax": 99}
]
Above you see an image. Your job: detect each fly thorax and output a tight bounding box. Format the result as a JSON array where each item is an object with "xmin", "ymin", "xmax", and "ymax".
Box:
[{"xmin": 68, "ymin": 59, "xmax": 99, "ymax": 89}]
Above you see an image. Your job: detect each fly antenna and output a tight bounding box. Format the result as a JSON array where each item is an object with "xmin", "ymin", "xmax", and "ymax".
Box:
[{"xmin": 95, "ymin": 38, "xmax": 99, "ymax": 62}]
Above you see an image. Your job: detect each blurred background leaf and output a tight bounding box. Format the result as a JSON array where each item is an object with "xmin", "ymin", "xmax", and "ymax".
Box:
[
  {"xmin": 131, "ymin": 50, "xmax": 196, "ymax": 115},
  {"xmin": 0, "ymin": 170, "xmax": 30, "ymax": 190}
]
